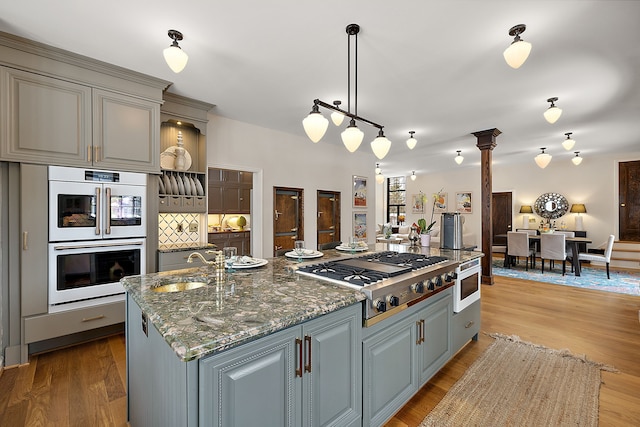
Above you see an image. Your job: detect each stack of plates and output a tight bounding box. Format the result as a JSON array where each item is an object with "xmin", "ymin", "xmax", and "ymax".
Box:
[
  {"xmin": 284, "ymin": 250, "xmax": 324, "ymax": 259},
  {"xmin": 158, "ymin": 173, "xmax": 205, "ymax": 196}
]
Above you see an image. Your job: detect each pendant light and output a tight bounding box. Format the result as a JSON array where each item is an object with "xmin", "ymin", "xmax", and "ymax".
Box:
[
  {"xmin": 330, "ymin": 100, "xmax": 345, "ymax": 126},
  {"xmin": 406, "ymin": 131, "xmax": 417, "ymax": 150},
  {"xmin": 375, "ymin": 163, "xmax": 382, "ymax": 175},
  {"xmin": 371, "ymin": 129, "xmax": 391, "ymax": 160},
  {"xmin": 543, "ymin": 97, "xmax": 562, "ymax": 124},
  {"xmin": 302, "ymin": 104, "xmax": 329, "ymax": 142},
  {"xmin": 454, "ymin": 150, "xmax": 464, "ymax": 165},
  {"xmin": 534, "ymin": 147, "xmax": 552, "ymax": 169},
  {"xmin": 163, "ymin": 30, "xmax": 189, "ymax": 73},
  {"xmin": 562, "ymin": 132, "xmax": 575, "ymax": 150},
  {"xmin": 341, "ymin": 118, "xmax": 364, "ymax": 152},
  {"xmin": 410, "ymin": 171, "xmax": 416, "ymax": 181},
  {"xmin": 503, "ymin": 24, "xmax": 532, "ymax": 69},
  {"xmin": 571, "ymin": 151, "xmax": 583, "ymax": 165},
  {"xmin": 375, "ymin": 166, "xmax": 385, "ymax": 184}
]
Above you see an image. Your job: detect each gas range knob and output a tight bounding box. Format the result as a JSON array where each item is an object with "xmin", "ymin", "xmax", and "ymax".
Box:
[
  {"xmin": 411, "ymin": 281, "xmax": 425, "ymax": 293},
  {"xmin": 426, "ymin": 279, "xmax": 435, "ymax": 291},
  {"xmin": 373, "ymin": 299, "xmax": 387, "ymax": 313},
  {"xmin": 386, "ymin": 295, "xmax": 400, "ymax": 307},
  {"xmin": 434, "ymin": 275, "xmax": 443, "ymax": 287},
  {"xmin": 444, "ymin": 272, "xmax": 455, "ymax": 282}
]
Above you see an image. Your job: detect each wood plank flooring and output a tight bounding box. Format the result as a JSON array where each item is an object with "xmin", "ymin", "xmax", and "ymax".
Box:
[{"xmin": 1, "ymin": 275, "xmax": 639, "ymax": 426}]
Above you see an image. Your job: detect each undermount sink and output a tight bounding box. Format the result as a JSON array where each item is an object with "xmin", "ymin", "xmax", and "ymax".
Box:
[{"xmin": 152, "ymin": 281, "xmax": 207, "ymax": 293}]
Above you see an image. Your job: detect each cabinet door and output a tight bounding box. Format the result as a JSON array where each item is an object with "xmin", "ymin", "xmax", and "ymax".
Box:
[
  {"xmin": 207, "ymin": 182, "xmax": 223, "ymax": 213},
  {"xmin": 199, "ymin": 326, "xmax": 300, "ymax": 427},
  {"xmin": 303, "ymin": 306, "xmax": 362, "ymax": 427},
  {"xmin": 362, "ymin": 314, "xmax": 417, "ymax": 427},
  {"xmin": 1, "ymin": 67, "xmax": 92, "ymax": 165},
  {"xmin": 239, "ymin": 187, "xmax": 251, "ymax": 213},
  {"xmin": 417, "ymin": 293, "xmax": 452, "ymax": 385},
  {"xmin": 92, "ymin": 89, "xmax": 159, "ymax": 172},
  {"xmin": 228, "ymin": 232, "xmax": 245, "ymax": 254},
  {"xmin": 222, "ymin": 186, "xmax": 240, "ymax": 211}
]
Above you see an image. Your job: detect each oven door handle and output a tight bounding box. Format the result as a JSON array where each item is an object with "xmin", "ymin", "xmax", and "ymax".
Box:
[
  {"xmin": 52, "ymin": 241, "xmax": 144, "ymax": 251},
  {"xmin": 105, "ymin": 187, "xmax": 112, "ymax": 235},
  {"xmin": 95, "ymin": 186, "xmax": 101, "ymax": 236}
]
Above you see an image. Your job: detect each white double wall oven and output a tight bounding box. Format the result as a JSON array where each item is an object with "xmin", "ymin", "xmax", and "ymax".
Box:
[{"xmin": 47, "ymin": 166, "xmax": 147, "ymax": 312}]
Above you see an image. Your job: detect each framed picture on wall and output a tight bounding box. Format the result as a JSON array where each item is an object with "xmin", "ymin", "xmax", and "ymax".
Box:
[
  {"xmin": 353, "ymin": 175, "xmax": 367, "ymax": 207},
  {"xmin": 434, "ymin": 192, "xmax": 448, "ymax": 213},
  {"xmin": 353, "ymin": 212, "xmax": 367, "ymax": 238},
  {"xmin": 455, "ymin": 191, "xmax": 472, "ymax": 213},
  {"xmin": 412, "ymin": 194, "xmax": 425, "ymax": 214}
]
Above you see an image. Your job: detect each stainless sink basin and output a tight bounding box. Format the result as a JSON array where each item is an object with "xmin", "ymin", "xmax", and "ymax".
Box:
[{"xmin": 151, "ymin": 281, "xmax": 207, "ymax": 293}]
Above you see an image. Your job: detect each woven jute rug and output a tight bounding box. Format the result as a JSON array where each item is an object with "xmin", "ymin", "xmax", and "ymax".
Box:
[{"xmin": 420, "ymin": 334, "xmax": 617, "ymax": 427}]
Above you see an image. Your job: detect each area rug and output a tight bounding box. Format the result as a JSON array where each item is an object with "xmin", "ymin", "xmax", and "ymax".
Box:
[
  {"xmin": 420, "ymin": 334, "xmax": 616, "ymax": 427},
  {"xmin": 491, "ymin": 258, "xmax": 640, "ymax": 296}
]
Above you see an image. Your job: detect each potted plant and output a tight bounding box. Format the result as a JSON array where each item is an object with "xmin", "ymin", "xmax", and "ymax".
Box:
[{"xmin": 417, "ymin": 189, "xmax": 442, "ymax": 246}]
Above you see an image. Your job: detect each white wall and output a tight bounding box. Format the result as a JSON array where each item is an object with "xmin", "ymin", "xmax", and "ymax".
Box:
[{"xmin": 206, "ymin": 114, "xmax": 377, "ymax": 257}]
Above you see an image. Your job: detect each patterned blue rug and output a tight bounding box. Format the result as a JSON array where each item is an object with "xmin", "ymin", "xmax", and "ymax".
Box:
[{"xmin": 492, "ymin": 258, "xmax": 640, "ymax": 296}]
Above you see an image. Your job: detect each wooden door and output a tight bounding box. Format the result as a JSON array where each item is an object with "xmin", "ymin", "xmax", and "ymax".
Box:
[
  {"xmin": 317, "ymin": 190, "xmax": 340, "ymax": 249},
  {"xmin": 274, "ymin": 187, "xmax": 303, "ymax": 256},
  {"xmin": 492, "ymin": 192, "xmax": 512, "ymax": 245},
  {"xmin": 619, "ymin": 160, "xmax": 640, "ymax": 241}
]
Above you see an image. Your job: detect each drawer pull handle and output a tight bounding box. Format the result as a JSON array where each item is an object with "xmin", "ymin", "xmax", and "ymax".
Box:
[
  {"xmin": 304, "ymin": 335, "xmax": 312, "ymax": 373},
  {"xmin": 465, "ymin": 320, "xmax": 475, "ymax": 329},
  {"xmin": 23, "ymin": 231, "xmax": 28, "ymax": 250},
  {"xmin": 295, "ymin": 338, "xmax": 303, "ymax": 377},
  {"xmin": 82, "ymin": 315, "xmax": 106, "ymax": 322}
]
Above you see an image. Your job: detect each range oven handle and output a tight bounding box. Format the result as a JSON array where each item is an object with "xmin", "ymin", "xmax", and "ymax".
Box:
[
  {"xmin": 95, "ymin": 186, "xmax": 101, "ymax": 236},
  {"xmin": 52, "ymin": 241, "xmax": 144, "ymax": 251},
  {"xmin": 105, "ymin": 187, "xmax": 112, "ymax": 235}
]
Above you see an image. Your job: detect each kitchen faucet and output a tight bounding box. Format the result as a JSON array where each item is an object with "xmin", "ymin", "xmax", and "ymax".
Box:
[{"xmin": 187, "ymin": 250, "xmax": 224, "ymax": 271}]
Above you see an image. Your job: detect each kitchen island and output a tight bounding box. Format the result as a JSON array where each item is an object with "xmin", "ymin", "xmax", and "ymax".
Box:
[{"xmin": 123, "ymin": 244, "xmax": 483, "ymax": 427}]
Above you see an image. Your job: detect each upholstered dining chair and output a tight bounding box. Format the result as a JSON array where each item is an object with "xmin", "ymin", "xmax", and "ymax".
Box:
[
  {"xmin": 540, "ymin": 233, "xmax": 568, "ymax": 275},
  {"xmin": 507, "ymin": 231, "xmax": 534, "ymax": 270},
  {"xmin": 578, "ymin": 234, "xmax": 615, "ymax": 279}
]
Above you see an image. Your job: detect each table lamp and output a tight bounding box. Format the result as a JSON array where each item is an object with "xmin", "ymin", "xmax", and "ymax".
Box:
[
  {"xmin": 519, "ymin": 205, "xmax": 533, "ymax": 229},
  {"xmin": 570, "ymin": 204, "xmax": 586, "ymax": 231}
]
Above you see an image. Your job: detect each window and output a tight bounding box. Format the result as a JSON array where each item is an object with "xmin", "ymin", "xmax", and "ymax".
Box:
[{"xmin": 387, "ymin": 176, "xmax": 406, "ymax": 224}]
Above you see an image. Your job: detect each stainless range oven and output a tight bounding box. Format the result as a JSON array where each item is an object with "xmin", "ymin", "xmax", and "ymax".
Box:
[{"xmin": 297, "ymin": 251, "xmax": 459, "ymax": 326}]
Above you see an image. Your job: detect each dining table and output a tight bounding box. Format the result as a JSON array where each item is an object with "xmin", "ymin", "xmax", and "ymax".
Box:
[{"xmin": 498, "ymin": 233, "xmax": 592, "ymax": 276}]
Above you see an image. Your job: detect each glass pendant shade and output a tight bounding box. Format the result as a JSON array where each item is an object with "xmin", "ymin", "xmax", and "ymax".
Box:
[
  {"xmin": 410, "ymin": 171, "xmax": 416, "ymax": 181},
  {"xmin": 572, "ymin": 152, "xmax": 583, "ymax": 165},
  {"xmin": 371, "ymin": 130, "xmax": 392, "ymax": 160},
  {"xmin": 303, "ymin": 109, "xmax": 329, "ymax": 143},
  {"xmin": 375, "ymin": 163, "xmax": 382, "ymax": 175},
  {"xmin": 406, "ymin": 137, "xmax": 417, "ymax": 150},
  {"xmin": 544, "ymin": 106, "xmax": 562, "ymax": 124},
  {"xmin": 163, "ymin": 45, "xmax": 189, "ymax": 73},
  {"xmin": 341, "ymin": 119, "xmax": 364, "ymax": 152},
  {"xmin": 534, "ymin": 149, "xmax": 552, "ymax": 169},
  {"xmin": 331, "ymin": 111, "xmax": 345, "ymax": 126},
  {"xmin": 503, "ymin": 40, "xmax": 532, "ymax": 69},
  {"xmin": 375, "ymin": 173, "xmax": 385, "ymax": 184},
  {"xmin": 562, "ymin": 133, "xmax": 575, "ymax": 150},
  {"xmin": 454, "ymin": 151, "xmax": 464, "ymax": 165}
]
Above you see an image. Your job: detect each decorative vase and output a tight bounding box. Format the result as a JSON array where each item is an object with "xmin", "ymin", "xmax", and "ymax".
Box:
[
  {"xmin": 420, "ymin": 233, "xmax": 431, "ymax": 247},
  {"xmin": 408, "ymin": 226, "xmax": 419, "ymax": 247}
]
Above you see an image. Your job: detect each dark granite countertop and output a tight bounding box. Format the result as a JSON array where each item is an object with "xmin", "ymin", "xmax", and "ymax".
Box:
[{"xmin": 122, "ymin": 243, "xmax": 483, "ymax": 362}]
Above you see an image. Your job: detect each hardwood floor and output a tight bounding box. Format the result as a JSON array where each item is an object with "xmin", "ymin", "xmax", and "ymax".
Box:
[{"xmin": 1, "ymin": 275, "xmax": 639, "ymax": 426}]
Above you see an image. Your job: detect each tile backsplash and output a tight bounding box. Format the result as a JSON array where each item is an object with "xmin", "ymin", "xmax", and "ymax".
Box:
[{"xmin": 159, "ymin": 213, "xmax": 203, "ymax": 245}]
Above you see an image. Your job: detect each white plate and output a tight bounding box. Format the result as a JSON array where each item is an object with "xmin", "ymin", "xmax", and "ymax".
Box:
[
  {"xmin": 187, "ymin": 176, "xmax": 197, "ymax": 196},
  {"xmin": 194, "ymin": 176, "xmax": 205, "ymax": 196},
  {"xmin": 169, "ymin": 174, "xmax": 179, "ymax": 194},
  {"xmin": 158, "ymin": 175, "xmax": 165, "ymax": 194},
  {"xmin": 284, "ymin": 250, "xmax": 324, "ymax": 259},
  {"xmin": 181, "ymin": 174, "xmax": 191, "ymax": 196},
  {"xmin": 335, "ymin": 245, "xmax": 368, "ymax": 252},
  {"xmin": 162, "ymin": 146, "xmax": 192, "ymax": 170},
  {"xmin": 160, "ymin": 151, "xmax": 176, "ymax": 170},
  {"xmin": 162, "ymin": 174, "xmax": 172, "ymax": 195},
  {"xmin": 176, "ymin": 174, "xmax": 186, "ymax": 195},
  {"xmin": 232, "ymin": 257, "xmax": 268, "ymax": 269}
]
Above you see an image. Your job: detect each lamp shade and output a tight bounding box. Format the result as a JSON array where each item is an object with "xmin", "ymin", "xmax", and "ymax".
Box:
[
  {"xmin": 406, "ymin": 132, "xmax": 417, "ymax": 149},
  {"xmin": 570, "ymin": 204, "xmax": 586, "ymax": 214},
  {"xmin": 454, "ymin": 150, "xmax": 464, "ymax": 165},
  {"xmin": 341, "ymin": 119, "xmax": 364, "ymax": 152},
  {"xmin": 562, "ymin": 132, "xmax": 575, "ymax": 150},
  {"xmin": 572, "ymin": 152, "xmax": 583, "ymax": 165},
  {"xmin": 410, "ymin": 171, "xmax": 416, "ymax": 181},
  {"xmin": 534, "ymin": 149, "xmax": 552, "ymax": 168},
  {"xmin": 302, "ymin": 109, "xmax": 329, "ymax": 143},
  {"xmin": 331, "ymin": 110, "xmax": 345, "ymax": 126},
  {"xmin": 371, "ymin": 130, "xmax": 391, "ymax": 160},
  {"xmin": 544, "ymin": 106, "xmax": 562, "ymax": 124},
  {"xmin": 375, "ymin": 173, "xmax": 385, "ymax": 184},
  {"xmin": 519, "ymin": 205, "xmax": 533, "ymax": 213},
  {"xmin": 163, "ymin": 45, "xmax": 189, "ymax": 73},
  {"xmin": 503, "ymin": 40, "xmax": 532, "ymax": 69}
]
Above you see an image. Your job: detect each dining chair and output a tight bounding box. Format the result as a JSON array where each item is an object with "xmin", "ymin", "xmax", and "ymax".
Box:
[
  {"xmin": 507, "ymin": 231, "xmax": 534, "ymax": 270},
  {"xmin": 555, "ymin": 231, "xmax": 576, "ymax": 270},
  {"xmin": 578, "ymin": 234, "xmax": 615, "ymax": 279},
  {"xmin": 540, "ymin": 233, "xmax": 567, "ymax": 275}
]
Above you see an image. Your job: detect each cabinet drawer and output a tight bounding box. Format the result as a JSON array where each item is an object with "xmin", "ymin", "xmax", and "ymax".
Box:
[
  {"xmin": 452, "ymin": 299, "xmax": 481, "ymax": 352},
  {"xmin": 24, "ymin": 300, "xmax": 124, "ymax": 343}
]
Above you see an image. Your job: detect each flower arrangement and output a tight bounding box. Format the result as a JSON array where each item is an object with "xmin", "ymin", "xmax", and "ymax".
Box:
[{"xmin": 417, "ymin": 189, "xmax": 443, "ymax": 234}]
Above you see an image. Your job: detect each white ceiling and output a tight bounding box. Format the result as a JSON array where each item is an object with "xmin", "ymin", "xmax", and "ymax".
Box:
[{"xmin": 2, "ymin": 1, "xmax": 639, "ymax": 176}]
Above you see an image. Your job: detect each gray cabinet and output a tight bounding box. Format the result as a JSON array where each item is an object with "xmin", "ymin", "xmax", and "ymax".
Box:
[
  {"xmin": 199, "ymin": 304, "xmax": 362, "ymax": 427},
  {"xmin": 362, "ymin": 289, "xmax": 452, "ymax": 427},
  {"xmin": 452, "ymin": 299, "xmax": 481, "ymax": 353},
  {"xmin": 208, "ymin": 168, "xmax": 252, "ymax": 214},
  {"xmin": 126, "ymin": 298, "xmax": 362, "ymax": 427},
  {"xmin": 0, "ymin": 66, "xmax": 160, "ymax": 172},
  {"xmin": 157, "ymin": 248, "xmax": 216, "ymax": 272},
  {"xmin": 208, "ymin": 231, "xmax": 251, "ymax": 256}
]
